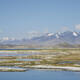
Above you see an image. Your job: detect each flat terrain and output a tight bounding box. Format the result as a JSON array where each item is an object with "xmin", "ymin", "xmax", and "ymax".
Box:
[{"xmin": 0, "ymin": 48, "xmax": 80, "ymax": 71}]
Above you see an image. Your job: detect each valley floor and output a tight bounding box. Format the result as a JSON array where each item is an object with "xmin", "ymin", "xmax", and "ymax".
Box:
[{"xmin": 0, "ymin": 48, "xmax": 80, "ymax": 72}]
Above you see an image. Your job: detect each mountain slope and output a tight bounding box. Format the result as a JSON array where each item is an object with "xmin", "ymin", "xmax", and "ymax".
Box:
[{"xmin": 0, "ymin": 31, "xmax": 80, "ymax": 48}]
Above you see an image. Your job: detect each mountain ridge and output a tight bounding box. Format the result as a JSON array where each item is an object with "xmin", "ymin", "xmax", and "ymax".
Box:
[{"xmin": 0, "ymin": 31, "xmax": 80, "ymax": 48}]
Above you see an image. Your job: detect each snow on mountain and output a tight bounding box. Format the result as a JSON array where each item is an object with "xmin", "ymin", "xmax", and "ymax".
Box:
[
  {"xmin": 1, "ymin": 31, "xmax": 80, "ymax": 46},
  {"xmin": 47, "ymin": 33, "xmax": 54, "ymax": 36},
  {"xmin": 30, "ymin": 31, "xmax": 80, "ymax": 45},
  {"xmin": 73, "ymin": 32, "xmax": 78, "ymax": 37},
  {"xmin": 55, "ymin": 34, "xmax": 59, "ymax": 38}
]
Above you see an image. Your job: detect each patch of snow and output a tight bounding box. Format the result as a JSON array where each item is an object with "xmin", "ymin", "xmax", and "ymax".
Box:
[
  {"xmin": 56, "ymin": 34, "xmax": 59, "ymax": 38},
  {"xmin": 48, "ymin": 33, "xmax": 54, "ymax": 36},
  {"xmin": 73, "ymin": 32, "xmax": 78, "ymax": 36}
]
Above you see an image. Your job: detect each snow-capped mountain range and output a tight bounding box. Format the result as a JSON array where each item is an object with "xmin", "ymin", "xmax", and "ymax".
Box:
[
  {"xmin": 0, "ymin": 31, "xmax": 80, "ymax": 47},
  {"xmin": 31, "ymin": 31, "xmax": 80, "ymax": 43}
]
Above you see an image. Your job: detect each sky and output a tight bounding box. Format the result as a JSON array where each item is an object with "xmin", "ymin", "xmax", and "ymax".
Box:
[{"xmin": 0, "ymin": 0, "xmax": 80, "ymax": 38}]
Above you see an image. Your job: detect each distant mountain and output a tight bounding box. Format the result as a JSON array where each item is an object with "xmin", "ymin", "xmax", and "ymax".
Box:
[
  {"xmin": 31, "ymin": 31, "xmax": 80, "ymax": 43},
  {"xmin": 0, "ymin": 31, "xmax": 80, "ymax": 48},
  {"xmin": 30, "ymin": 31, "xmax": 80, "ymax": 48}
]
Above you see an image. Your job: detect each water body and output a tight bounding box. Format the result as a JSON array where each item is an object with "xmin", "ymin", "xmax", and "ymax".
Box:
[
  {"xmin": 0, "ymin": 51, "xmax": 43, "ymax": 56},
  {"xmin": 16, "ymin": 59, "xmax": 40, "ymax": 61},
  {"xmin": 0, "ymin": 70, "xmax": 80, "ymax": 80},
  {"xmin": 0, "ymin": 48, "xmax": 39, "ymax": 50}
]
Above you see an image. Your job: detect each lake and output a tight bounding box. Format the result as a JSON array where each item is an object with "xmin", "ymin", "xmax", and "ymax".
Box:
[{"xmin": 0, "ymin": 70, "xmax": 80, "ymax": 80}]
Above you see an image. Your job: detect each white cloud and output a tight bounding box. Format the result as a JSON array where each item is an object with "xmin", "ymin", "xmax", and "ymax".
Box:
[{"xmin": 75, "ymin": 24, "xmax": 80, "ymax": 30}]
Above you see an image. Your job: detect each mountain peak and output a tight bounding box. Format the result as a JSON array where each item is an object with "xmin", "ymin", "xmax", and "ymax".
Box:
[
  {"xmin": 73, "ymin": 32, "xmax": 78, "ymax": 37},
  {"xmin": 1, "ymin": 31, "xmax": 80, "ymax": 46}
]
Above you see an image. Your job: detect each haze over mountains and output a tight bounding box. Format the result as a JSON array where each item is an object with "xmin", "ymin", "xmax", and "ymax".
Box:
[{"xmin": 0, "ymin": 31, "xmax": 80, "ymax": 48}]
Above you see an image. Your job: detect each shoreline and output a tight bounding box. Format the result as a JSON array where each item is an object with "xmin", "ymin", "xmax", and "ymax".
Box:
[
  {"xmin": 24, "ymin": 65, "xmax": 80, "ymax": 72},
  {"xmin": 0, "ymin": 67, "xmax": 27, "ymax": 72},
  {"xmin": 0, "ymin": 65, "xmax": 80, "ymax": 72}
]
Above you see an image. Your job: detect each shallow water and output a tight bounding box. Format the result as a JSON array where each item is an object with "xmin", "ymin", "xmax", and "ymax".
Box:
[
  {"xmin": 0, "ymin": 70, "xmax": 80, "ymax": 80},
  {"xmin": 0, "ymin": 52, "xmax": 30, "ymax": 56},
  {"xmin": 0, "ymin": 51, "xmax": 43, "ymax": 56},
  {"xmin": 16, "ymin": 59, "xmax": 40, "ymax": 61}
]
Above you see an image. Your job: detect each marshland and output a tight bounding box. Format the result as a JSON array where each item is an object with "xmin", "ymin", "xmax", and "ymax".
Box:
[{"xmin": 0, "ymin": 48, "xmax": 80, "ymax": 72}]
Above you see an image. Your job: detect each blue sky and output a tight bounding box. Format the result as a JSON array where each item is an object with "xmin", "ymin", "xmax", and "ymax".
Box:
[{"xmin": 0, "ymin": 0, "xmax": 80, "ymax": 38}]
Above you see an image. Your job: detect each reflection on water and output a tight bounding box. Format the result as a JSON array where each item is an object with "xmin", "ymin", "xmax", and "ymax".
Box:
[{"xmin": 0, "ymin": 70, "xmax": 80, "ymax": 80}]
